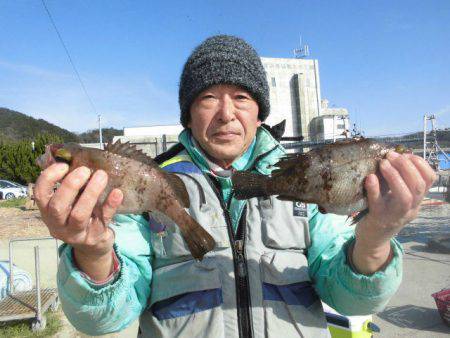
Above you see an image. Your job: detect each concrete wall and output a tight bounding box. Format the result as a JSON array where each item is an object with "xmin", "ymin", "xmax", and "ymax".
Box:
[
  {"xmin": 124, "ymin": 124, "xmax": 183, "ymax": 137},
  {"xmin": 111, "ymin": 134, "xmax": 179, "ymax": 158},
  {"xmin": 261, "ymin": 57, "xmax": 322, "ymax": 138}
]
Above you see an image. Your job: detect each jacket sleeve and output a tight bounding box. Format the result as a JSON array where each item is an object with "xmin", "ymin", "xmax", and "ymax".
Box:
[
  {"xmin": 307, "ymin": 204, "xmax": 403, "ymax": 315},
  {"xmin": 57, "ymin": 214, "xmax": 153, "ymax": 336}
]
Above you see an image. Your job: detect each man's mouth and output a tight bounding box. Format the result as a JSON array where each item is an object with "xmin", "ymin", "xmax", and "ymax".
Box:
[{"xmin": 213, "ymin": 130, "xmax": 240, "ymax": 136}]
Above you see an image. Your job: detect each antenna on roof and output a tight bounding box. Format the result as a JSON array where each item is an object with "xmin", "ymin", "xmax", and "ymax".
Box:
[{"xmin": 293, "ymin": 35, "xmax": 310, "ymax": 58}]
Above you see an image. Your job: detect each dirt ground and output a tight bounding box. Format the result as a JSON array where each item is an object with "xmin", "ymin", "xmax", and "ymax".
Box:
[
  {"xmin": 0, "ymin": 207, "xmax": 49, "ymax": 241},
  {"xmin": 0, "ymin": 202, "xmax": 138, "ymax": 337}
]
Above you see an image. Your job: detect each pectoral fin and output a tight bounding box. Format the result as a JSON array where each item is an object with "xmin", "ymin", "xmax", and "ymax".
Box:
[{"xmin": 167, "ymin": 173, "xmax": 190, "ymax": 208}]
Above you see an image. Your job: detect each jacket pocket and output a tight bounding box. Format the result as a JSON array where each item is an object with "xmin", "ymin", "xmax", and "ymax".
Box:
[
  {"xmin": 259, "ymin": 197, "xmax": 310, "ymax": 250},
  {"xmin": 150, "ymin": 204, "xmax": 230, "ymax": 259},
  {"xmin": 142, "ymin": 260, "xmax": 225, "ymax": 338},
  {"xmin": 260, "ymin": 251, "xmax": 329, "ymax": 338}
]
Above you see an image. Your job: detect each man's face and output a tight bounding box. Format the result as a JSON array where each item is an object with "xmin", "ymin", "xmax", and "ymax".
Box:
[{"xmin": 188, "ymin": 84, "xmax": 261, "ymax": 168}]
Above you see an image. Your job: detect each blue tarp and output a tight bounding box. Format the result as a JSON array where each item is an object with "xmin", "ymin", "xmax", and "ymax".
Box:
[
  {"xmin": 0, "ymin": 261, "xmax": 32, "ymax": 299},
  {"xmin": 438, "ymin": 153, "xmax": 450, "ymax": 170}
]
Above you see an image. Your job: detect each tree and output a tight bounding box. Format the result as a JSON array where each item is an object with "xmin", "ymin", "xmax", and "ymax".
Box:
[{"xmin": 0, "ymin": 133, "xmax": 62, "ymax": 184}]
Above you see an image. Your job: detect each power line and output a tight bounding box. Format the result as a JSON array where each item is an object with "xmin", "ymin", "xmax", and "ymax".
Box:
[{"xmin": 41, "ymin": 0, "xmax": 97, "ymax": 115}]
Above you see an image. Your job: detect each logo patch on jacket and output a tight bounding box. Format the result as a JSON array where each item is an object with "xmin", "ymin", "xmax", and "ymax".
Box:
[{"xmin": 293, "ymin": 202, "xmax": 308, "ymax": 217}]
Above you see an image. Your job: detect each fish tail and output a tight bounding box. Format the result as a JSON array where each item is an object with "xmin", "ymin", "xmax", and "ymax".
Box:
[
  {"xmin": 177, "ymin": 211, "xmax": 216, "ymax": 260},
  {"xmin": 232, "ymin": 171, "xmax": 270, "ymax": 200}
]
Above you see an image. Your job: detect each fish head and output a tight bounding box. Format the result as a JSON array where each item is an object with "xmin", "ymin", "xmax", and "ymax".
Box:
[
  {"xmin": 373, "ymin": 142, "xmax": 411, "ymax": 159},
  {"xmin": 35, "ymin": 143, "xmax": 84, "ymax": 170},
  {"xmin": 394, "ymin": 144, "xmax": 412, "ymax": 154}
]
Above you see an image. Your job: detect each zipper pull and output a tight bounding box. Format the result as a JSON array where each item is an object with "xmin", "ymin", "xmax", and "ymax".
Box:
[
  {"xmin": 235, "ymin": 240, "xmax": 244, "ymax": 253},
  {"xmin": 237, "ymin": 254, "xmax": 247, "ymax": 277},
  {"xmin": 235, "ymin": 240, "xmax": 247, "ymax": 277}
]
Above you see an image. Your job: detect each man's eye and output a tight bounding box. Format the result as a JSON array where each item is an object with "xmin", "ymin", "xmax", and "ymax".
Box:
[
  {"xmin": 235, "ymin": 94, "xmax": 249, "ymax": 100},
  {"xmin": 201, "ymin": 94, "xmax": 215, "ymax": 100}
]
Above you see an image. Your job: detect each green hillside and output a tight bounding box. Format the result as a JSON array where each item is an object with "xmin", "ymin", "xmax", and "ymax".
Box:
[
  {"xmin": 0, "ymin": 107, "xmax": 79, "ymax": 142},
  {"xmin": 0, "ymin": 107, "xmax": 122, "ymax": 143}
]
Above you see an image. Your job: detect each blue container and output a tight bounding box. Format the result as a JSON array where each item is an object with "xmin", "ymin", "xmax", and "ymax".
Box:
[{"xmin": 438, "ymin": 153, "xmax": 450, "ymax": 170}]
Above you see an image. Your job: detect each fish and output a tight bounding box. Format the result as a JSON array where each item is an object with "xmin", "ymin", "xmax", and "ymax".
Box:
[
  {"xmin": 36, "ymin": 141, "xmax": 215, "ymax": 260},
  {"xmin": 232, "ymin": 138, "xmax": 409, "ymax": 219}
]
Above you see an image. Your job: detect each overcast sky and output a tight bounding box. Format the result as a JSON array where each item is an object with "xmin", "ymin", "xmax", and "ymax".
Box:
[{"xmin": 0, "ymin": 0, "xmax": 449, "ymax": 135}]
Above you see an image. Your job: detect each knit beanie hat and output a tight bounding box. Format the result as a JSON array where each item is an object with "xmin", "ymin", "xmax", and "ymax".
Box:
[{"xmin": 179, "ymin": 35, "xmax": 270, "ymax": 128}]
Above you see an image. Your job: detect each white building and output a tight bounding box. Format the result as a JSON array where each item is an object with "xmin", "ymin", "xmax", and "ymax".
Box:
[
  {"xmin": 112, "ymin": 124, "xmax": 182, "ymax": 157},
  {"xmin": 123, "ymin": 124, "xmax": 183, "ymax": 137},
  {"xmin": 261, "ymin": 57, "xmax": 322, "ymax": 138},
  {"xmin": 309, "ymin": 100, "xmax": 350, "ymax": 141}
]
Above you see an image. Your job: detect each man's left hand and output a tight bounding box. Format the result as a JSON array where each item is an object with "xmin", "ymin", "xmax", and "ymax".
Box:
[{"xmin": 352, "ymin": 152, "xmax": 437, "ymax": 275}]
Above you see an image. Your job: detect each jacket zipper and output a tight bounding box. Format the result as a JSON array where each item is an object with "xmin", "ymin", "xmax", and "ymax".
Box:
[
  {"xmin": 204, "ymin": 174, "xmax": 253, "ymax": 338},
  {"xmin": 232, "ymin": 206, "xmax": 252, "ymax": 338}
]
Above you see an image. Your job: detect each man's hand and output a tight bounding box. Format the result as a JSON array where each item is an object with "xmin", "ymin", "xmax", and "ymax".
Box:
[
  {"xmin": 34, "ymin": 163, "xmax": 123, "ymax": 280},
  {"xmin": 352, "ymin": 152, "xmax": 437, "ymax": 275}
]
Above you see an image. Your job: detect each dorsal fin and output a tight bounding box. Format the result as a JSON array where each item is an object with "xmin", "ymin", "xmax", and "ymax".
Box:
[
  {"xmin": 104, "ymin": 140, "xmax": 158, "ymax": 167},
  {"xmin": 271, "ymin": 153, "xmax": 308, "ymax": 177}
]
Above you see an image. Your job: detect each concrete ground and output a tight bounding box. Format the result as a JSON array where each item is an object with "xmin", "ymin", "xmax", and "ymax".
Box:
[
  {"xmin": 374, "ymin": 202, "xmax": 450, "ymax": 337},
  {"xmin": 0, "ymin": 200, "xmax": 449, "ymax": 337}
]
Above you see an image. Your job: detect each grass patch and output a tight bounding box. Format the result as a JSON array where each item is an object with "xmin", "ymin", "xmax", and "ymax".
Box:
[
  {"xmin": 0, "ymin": 197, "xmax": 27, "ymax": 208},
  {"xmin": 0, "ymin": 311, "xmax": 62, "ymax": 338}
]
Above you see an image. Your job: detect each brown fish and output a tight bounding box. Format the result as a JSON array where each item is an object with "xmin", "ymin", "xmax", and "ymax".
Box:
[
  {"xmin": 36, "ymin": 141, "xmax": 215, "ymax": 260},
  {"xmin": 232, "ymin": 138, "xmax": 409, "ymax": 217}
]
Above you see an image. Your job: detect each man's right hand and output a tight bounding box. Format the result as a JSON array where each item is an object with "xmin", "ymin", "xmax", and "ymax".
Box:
[{"xmin": 34, "ymin": 163, "xmax": 123, "ymax": 280}]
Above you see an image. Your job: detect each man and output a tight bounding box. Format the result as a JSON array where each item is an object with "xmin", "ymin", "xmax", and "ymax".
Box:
[{"xmin": 34, "ymin": 35, "xmax": 436, "ymax": 337}]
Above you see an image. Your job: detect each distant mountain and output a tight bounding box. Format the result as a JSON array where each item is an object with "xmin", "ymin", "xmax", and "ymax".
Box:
[
  {"xmin": 0, "ymin": 107, "xmax": 122, "ymax": 143},
  {"xmin": 0, "ymin": 107, "xmax": 79, "ymax": 142}
]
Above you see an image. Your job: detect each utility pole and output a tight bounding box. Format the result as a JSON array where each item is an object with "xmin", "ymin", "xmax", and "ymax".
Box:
[
  {"xmin": 332, "ymin": 115, "xmax": 336, "ymax": 142},
  {"xmin": 423, "ymin": 115, "xmax": 427, "ymax": 159},
  {"xmin": 423, "ymin": 114, "xmax": 446, "ymax": 170},
  {"xmin": 98, "ymin": 114, "xmax": 103, "ymax": 150}
]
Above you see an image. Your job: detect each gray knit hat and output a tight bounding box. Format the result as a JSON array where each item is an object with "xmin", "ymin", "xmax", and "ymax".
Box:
[{"xmin": 179, "ymin": 35, "xmax": 270, "ymax": 128}]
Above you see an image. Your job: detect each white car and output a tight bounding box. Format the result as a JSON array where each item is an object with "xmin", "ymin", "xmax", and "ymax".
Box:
[{"xmin": 0, "ymin": 180, "xmax": 28, "ymax": 200}]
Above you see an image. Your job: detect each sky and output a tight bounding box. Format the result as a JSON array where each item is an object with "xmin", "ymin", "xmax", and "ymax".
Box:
[{"xmin": 0, "ymin": 0, "xmax": 449, "ymax": 136}]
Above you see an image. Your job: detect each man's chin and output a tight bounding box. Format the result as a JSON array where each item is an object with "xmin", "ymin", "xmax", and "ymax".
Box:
[{"xmin": 208, "ymin": 147, "xmax": 242, "ymax": 163}]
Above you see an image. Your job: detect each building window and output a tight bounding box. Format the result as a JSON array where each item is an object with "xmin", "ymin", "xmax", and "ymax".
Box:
[{"xmin": 271, "ymin": 77, "xmax": 276, "ymax": 87}]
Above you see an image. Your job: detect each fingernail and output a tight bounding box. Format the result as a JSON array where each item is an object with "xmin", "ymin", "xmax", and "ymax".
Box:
[
  {"xmin": 56, "ymin": 163, "xmax": 69, "ymax": 172},
  {"xmin": 380, "ymin": 159, "xmax": 390, "ymax": 169},
  {"xmin": 111, "ymin": 189, "xmax": 123, "ymax": 203},
  {"xmin": 366, "ymin": 175, "xmax": 376, "ymax": 186},
  {"xmin": 388, "ymin": 151, "xmax": 400, "ymax": 159},
  {"xmin": 77, "ymin": 166, "xmax": 91, "ymax": 179},
  {"xmin": 95, "ymin": 170, "xmax": 107, "ymax": 183}
]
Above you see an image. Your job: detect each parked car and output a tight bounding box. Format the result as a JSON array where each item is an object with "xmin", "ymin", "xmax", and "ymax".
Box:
[{"xmin": 0, "ymin": 180, "xmax": 27, "ymax": 200}]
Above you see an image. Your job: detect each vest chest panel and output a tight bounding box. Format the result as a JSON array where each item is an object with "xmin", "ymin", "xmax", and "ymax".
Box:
[{"xmin": 139, "ymin": 170, "xmax": 329, "ymax": 338}]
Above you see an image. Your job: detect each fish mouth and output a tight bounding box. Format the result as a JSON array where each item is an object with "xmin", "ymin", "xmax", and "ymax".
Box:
[{"xmin": 35, "ymin": 144, "xmax": 64, "ymax": 169}]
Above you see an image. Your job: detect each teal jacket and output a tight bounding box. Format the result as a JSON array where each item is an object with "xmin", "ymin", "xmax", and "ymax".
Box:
[{"xmin": 57, "ymin": 127, "xmax": 403, "ymax": 335}]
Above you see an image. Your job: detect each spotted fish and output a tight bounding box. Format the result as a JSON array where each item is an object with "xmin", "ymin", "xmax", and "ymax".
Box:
[
  {"xmin": 36, "ymin": 141, "xmax": 215, "ymax": 260},
  {"xmin": 232, "ymin": 138, "xmax": 409, "ymax": 218}
]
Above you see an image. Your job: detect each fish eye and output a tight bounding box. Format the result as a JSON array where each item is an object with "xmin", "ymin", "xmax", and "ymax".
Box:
[
  {"xmin": 395, "ymin": 145, "xmax": 408, "ymax": 154},
  {"xmin": 54, "ymin": 148, "xmax": 72, "ymax": 164}
]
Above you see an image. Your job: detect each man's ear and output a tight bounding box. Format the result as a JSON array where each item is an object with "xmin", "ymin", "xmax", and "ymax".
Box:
[{"xmin": 256, "ymin": 120, "xmax": 262, "ymax": 127}]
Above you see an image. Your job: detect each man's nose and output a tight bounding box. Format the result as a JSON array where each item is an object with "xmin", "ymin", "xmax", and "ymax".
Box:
[{"xmin": 216, "ymin": 96, "xmax": 235, "ymax": 122}]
